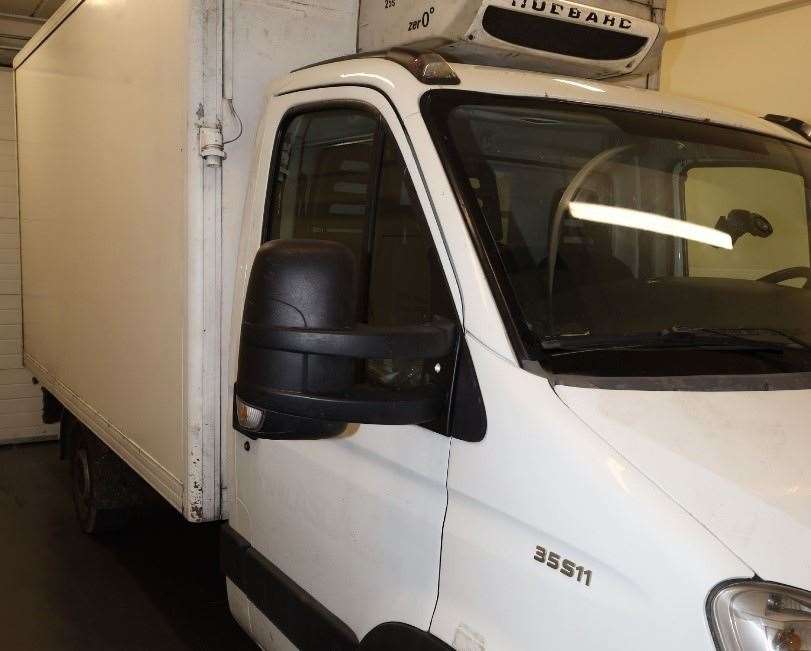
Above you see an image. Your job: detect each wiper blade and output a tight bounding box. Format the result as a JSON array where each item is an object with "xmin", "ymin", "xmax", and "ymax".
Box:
[
  {"xmin": 541, "ymin": 327, "xmax": 797, "ymax": 354},
  {"xmin": 670, "ymin": 326, "xmax": 811, "ymax": 350}
]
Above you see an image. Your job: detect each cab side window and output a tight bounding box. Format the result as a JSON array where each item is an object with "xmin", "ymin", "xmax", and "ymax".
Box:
[
  {"xmin": 266, "ymin": 107, "xmax": 456, "ymax": 399},
  {"xmin": 268, "ymin": 109, "xmax": 377, "ymax": 309}
]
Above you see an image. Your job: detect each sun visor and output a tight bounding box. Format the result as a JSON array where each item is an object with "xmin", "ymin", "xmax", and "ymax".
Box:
[{"xmin": 358, "ymin": 0, "xmax": 667, "ymax": 79}]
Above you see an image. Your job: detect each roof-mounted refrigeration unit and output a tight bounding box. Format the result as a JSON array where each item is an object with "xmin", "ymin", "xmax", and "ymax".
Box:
[{"xmin": 359, "ymin": 0, "xmax": 667, "ymax": 81}]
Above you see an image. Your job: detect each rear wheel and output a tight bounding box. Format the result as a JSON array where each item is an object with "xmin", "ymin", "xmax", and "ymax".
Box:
[{"xmin": 70, "ymin": 425, "xmax": 142, "ymax": 534}]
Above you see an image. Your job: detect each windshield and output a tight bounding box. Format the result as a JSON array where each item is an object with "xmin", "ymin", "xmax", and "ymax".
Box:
[{"xmin": 423, "ymin": 90, "xmax": 811, "ymax": 379}]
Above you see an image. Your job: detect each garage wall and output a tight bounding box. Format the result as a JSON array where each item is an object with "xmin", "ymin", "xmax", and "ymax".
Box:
[
  {"xmin": 0, "ymin": 68, "xmax": 55, "ymax": 445},
  {"xmin": 661, "ymin": 0, "xmax": 811, "ymax": 122}
]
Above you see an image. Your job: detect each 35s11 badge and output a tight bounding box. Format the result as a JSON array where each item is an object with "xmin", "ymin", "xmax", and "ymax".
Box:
[{"xmin": 533, "ymin": 545, "xmax": 593, "ymax": 587}]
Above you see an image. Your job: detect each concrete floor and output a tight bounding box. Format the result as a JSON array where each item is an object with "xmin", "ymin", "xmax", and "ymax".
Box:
[{"xmin": 0, "ymin": 442, "xmax": 256, "ymax": 651}]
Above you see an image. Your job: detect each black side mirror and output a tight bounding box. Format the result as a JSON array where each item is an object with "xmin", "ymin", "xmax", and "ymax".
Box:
[{"xmin": 234, "ymin": 239, "xmax": 457, "ymax": 440}]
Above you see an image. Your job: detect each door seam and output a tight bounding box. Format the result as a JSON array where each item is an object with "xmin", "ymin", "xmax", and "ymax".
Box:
[{"xmin": 429, "ymin": 438, "xmax": 453, "ymax": 631}]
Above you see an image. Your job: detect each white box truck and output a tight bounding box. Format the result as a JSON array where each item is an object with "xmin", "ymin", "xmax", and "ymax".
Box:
[{"xmin": 14, "ymin": 1, "xmax": 811, "ymax": 649}]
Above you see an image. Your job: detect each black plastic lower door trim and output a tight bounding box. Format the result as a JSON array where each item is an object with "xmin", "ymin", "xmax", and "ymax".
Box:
[{"xmin": 221, "ymin": 524, "xmax": 359, "ymax": 650}]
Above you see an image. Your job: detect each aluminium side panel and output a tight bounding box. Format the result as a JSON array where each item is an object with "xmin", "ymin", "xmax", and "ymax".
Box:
[
  {"xmin": 219, "ymin": 0, "xmax": 359, "ymax": 516},
  {"xmin": 15, "ymin": 0, "xmax": 195, "ymax": 512}
]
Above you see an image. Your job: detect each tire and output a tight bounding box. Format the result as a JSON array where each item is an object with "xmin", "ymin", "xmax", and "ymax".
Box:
[{"xmin": 71, "ymin": 426, "xmax": 138, "ymax": 534}]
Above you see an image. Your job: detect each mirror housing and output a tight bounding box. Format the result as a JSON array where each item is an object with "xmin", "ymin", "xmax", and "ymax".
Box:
[{"xmin": 234, "ymin": 239, "xmax": 456, "ymax": 440}]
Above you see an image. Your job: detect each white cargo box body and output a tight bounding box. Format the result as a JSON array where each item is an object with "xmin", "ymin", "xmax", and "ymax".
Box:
[
  {"xmin": 359, "ymin": 0, "xmax": 666, "ymax": 79},
  {"xmin": 14, "ymin": 0, "xmax": 358, "ymax": 521}
]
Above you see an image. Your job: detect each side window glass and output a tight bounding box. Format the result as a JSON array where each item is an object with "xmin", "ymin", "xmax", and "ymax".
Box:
[
  {"xmin": 268, "ymin": 109, "xmax": 378, "ymax": 311},
  {"xmin": 367, "ymin": 128, "xmax": 455, "ymax": 390},
  {"xmin": 265, "ymin": 107, "xmax": 456, "ymax": 405}
]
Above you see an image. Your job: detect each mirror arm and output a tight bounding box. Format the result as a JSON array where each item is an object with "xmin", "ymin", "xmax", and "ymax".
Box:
[
  {"xmin": 241, "ymin": 316, "xmax": 456, "ymax": 360},
  {"xmin": 236, "ymin": 383, "xmax": 443, "ymax": 429}
]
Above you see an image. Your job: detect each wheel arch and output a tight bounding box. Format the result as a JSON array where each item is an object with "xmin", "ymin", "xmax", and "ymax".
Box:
[{"xmin": 360, "ymin": 622, "xmax": 454, "ymax": 650}]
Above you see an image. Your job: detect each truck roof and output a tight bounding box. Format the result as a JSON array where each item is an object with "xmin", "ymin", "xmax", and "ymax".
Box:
[{"xmin": 271, "ymin": 56, "xmax": 808, "ymax": 147}]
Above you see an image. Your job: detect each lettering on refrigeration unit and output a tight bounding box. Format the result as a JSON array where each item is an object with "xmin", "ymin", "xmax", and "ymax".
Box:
[
  {"xmin": 407, "ymin": 6, "xmax": 435, "ymax": 31},
  {"xmin": 511, "ymin": 1, "xmax": 634, "ymax": 30},
  {"xmin": 533, "ymin": 545, "xmax": 593, "ymax": 587}
]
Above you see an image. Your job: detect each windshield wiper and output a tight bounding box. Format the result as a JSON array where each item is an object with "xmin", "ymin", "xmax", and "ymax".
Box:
[
  {"xmin": 540, "ymin": 326, "xmax": 808, "ymax": 354},
  {"xmin": 669, "ymin": 326, "xmax": 810, "ymax": 350}
]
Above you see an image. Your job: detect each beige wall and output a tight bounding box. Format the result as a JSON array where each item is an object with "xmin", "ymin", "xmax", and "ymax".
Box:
[
  {"xmin": 0, "ymin": 69, "xmax": 57, "ymax": 445},
  {"xmin": 661, "ymin": 0, "xmax": 811, "ymax": 122},
  {"xmin": 686, "ymin": 166, "xmax": 809, "ymax": 282}
]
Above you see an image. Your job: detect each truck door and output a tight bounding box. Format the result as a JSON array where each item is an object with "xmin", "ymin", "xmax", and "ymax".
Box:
[{"xmin": 230, "ymin": 87, "xmax": 461, "ymax": 647}]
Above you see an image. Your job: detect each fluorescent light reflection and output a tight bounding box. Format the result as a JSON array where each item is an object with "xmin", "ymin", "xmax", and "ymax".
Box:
[
  {"xmin": 553, "ymin": 78, "xmax": 607, "ymax": 93},
  {"xmin": 569, "ymin": 202, "xmax": 734, "ymax": 250}
]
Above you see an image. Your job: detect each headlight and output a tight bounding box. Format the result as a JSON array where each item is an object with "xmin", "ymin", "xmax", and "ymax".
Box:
[{"xmin": 709, "ymin": 581, "xmax": 811, "ymax": 650}]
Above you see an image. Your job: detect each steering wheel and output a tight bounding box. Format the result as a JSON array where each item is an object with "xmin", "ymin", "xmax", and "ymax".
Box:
[
  {"xmin": 758, "ymin": 266, "xmax": 811, "ymax": 288},
  {"xmin": 547, "ymin": 144, "xmax": 635, "ymax": 297}
]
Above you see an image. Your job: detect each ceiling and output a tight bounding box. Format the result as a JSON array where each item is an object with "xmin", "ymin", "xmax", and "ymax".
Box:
[
  {"xmin": 0, "ymin": 0, "xmax": 64, "ymax": 19},
  {"xmin": 0, "ymin": 0, "xmax": 65, "ymax": 66}
]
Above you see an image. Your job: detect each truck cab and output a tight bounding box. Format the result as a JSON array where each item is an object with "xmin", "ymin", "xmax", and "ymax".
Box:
[
  {"xmin": 15, "ymin": 0, "xmax": 811, "ymax": 649},
  {"xmin": 225, "ymin": 53, "xmax": 811, "ymax": 650}
]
